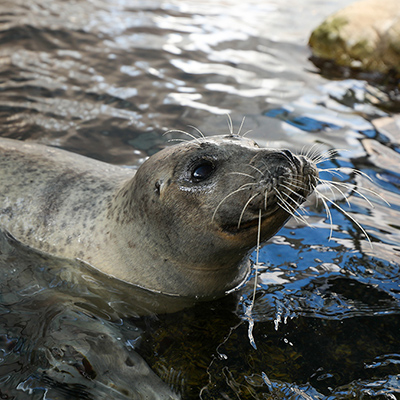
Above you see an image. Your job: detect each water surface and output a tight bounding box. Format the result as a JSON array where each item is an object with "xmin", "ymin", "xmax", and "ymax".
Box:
[{"xmin": 0, "ymin": 0, "xmax": 399, "ymax": 398}]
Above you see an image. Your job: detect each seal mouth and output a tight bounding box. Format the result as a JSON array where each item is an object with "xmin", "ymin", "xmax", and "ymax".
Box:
[
  {"xmin": 220, "ymin": 205, "xmax": 280, "ymax": 234},
  {"xmin": 222, "ymin": 218, "xmax": 259, "ymax": 234}
]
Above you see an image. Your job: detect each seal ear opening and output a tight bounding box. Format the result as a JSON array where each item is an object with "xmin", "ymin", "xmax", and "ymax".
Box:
[{"xmin": 154, "ymin": 180, "xmax": 162, "ymax": 196}]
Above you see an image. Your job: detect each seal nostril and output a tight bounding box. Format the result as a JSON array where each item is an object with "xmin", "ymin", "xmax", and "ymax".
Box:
[
  {"xmin": 282, "ymin": 149, "xmax": 295, "ymax": 163},
  {"xmin": 281, "ymin": 149, "xmax": 303, "ymax": 172}
]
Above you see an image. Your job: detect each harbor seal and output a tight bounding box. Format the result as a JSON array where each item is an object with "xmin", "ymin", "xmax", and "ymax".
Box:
[{"xmin": 0, "ymin": 134, "xmax": 318, "ymax": 298}]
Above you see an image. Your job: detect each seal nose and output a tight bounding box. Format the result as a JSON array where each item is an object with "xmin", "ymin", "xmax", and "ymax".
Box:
[
  {"xmin": 280, "ymin": 149, "xmax": 302, "ymax": 171},
  {"xmin": 281, "ymin": 149, "xmax": 295, "ymax": 163}
]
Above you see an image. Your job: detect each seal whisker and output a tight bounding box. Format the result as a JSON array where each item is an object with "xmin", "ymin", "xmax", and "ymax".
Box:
[
  {"xmin": 187, "ymin": 125, "xmax": 206, "ymax": 139},
  {"xmin": 244, "ymin": 208, "xmax": 263, "ymax": 350},
  {"xmin": 315, "ymin": 190, "xmax": 334, "ymax": 239},
  {"xmin": 317, "ymin": 180, "xmax": 351, "ymax": 207},
  {"xmin": 212, "ymin": 184, "xmax": 256, "ymax": 222},
  {"xmin": 164, "ymin": 129, "xmax": 203, "ymax": 143},
  {"xmin": 260, "ymin": 159, "xmax": 269, "ymax": 169},
  {"xmin": 275, "ymin": 195, "xmax": 301, "ymax": 222},
  {"xmin": 304, "ymin": 144, "xmax": 335, "ymax": 166},
  {"xmin": 303, "ymin": 143, "xmax": 324, "ymax": 161},
  {"xmin": 228, "ymin": 171, "xmax": 257, "ymax": 180},
  {"xmin": 241, "ymin": 129, "xmax": 253, "ymax": 138},
  {"xmin": 276, "ymin": 186, "xmax": 311, "ymax": 225},
  {"xmin": 319, "ymin": 168, "xmax": 348, "ymax": 179},
  {"xmin": 320, "ymin": 167, "xmax": 374, "ymax": 183},
  {"xmin": 283, "ymin": 178, "xmax": 308, "ymax": 191},
  {"xmin": 352, "ymin": 169, "xmax": 375, "ymax": 182},
  {"xmin": 307, "ymin": 144, "xmax": 321, "ymax": 159},
  {"xmin": 237, "ymin": 193, "xmax": 260, "ymax": 229},
  {"xmin": 237, "ymin": 116, "xmax": 246, "ymax": 136},
  {"xmin": 317, "ymin": 163, "xmax": 389, "ymax": 207},
  {"xmin": 312, "ymin": 149, "xmax": 343, "ymax": 165},
  {"xmin": 279, "ymin": 183, "xmax": 308, "ymax": 206},
  {"xmin": 311, "ymin": 150, "xmax": 337, "ymax": 164},
  {"xmin": 274, "ymin": 188, "xmax": 309, "ymax": 225},
  {"xmin": 238, "ymin": 118, "xmax": 252, "ymax": 138},
  {"xmin": 300, "ymin": 144, "xmax": 308, "ymax": 158},
  {"xmin": 283, "ymin": 178, "xmax": 310, "ymax": 195},
  {"xmin": 225, "ymin": 115, "xmax": 252, "ymax": 137},
  {"xmin": 255, "ymin": 208, "xmax": 262, "ymax": 277},
  {"xmin": 247, "ymin": 164, "xmax": 264, "ymax": 176},
  {"xmin": 318, "ymin": 178, "xmax": 390, "ymax": 207},
  {"xmin": 226, "ymin": 114, "xmax": 233, "ymax": 135},
  {"xmin": 314, "ymin": 188, "xmax": 373, "ymax": 247},
  {"xmin": 167, "ymin": 138, "xmax": 192, "ymax": 144},
  {"xmin": 286, "ymin": 199, "xmax": 309, "ymax": 225}
]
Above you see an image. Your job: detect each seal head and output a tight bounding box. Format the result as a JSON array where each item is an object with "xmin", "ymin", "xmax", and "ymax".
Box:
[{"xmin": 102, "ymin": 135, "xmax": 318, "ymax": 297}]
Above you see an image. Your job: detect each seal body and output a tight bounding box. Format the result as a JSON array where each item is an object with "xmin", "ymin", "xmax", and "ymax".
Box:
[{"xmin": 0, "ymin": 135, "xmax": 318, "ymax": 298}]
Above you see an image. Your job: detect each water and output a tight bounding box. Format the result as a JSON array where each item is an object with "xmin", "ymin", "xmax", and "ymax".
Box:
[{"xmin": 0, "ymin": 0, "xmax": 399, "ymax": 398}]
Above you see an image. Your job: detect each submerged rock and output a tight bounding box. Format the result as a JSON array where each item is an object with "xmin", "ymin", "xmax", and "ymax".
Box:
[{"xmin": 309, "ymin": 0, "xmax": 400, "ymax": 75}]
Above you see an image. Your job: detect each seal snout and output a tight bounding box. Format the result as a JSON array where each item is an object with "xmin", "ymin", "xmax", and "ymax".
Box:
[
  {"xmin": 297, "ymin": 154, "xmax": 319, "ymax": 196},
  {"xmin": 248, "ymin": 149, "xmax": 318, "ymax": 215}
]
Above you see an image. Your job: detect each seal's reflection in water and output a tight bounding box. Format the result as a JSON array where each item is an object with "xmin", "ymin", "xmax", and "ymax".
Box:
[{"xmin": 0, "ymin": 229, "xmax": 188, "ymax": 398}]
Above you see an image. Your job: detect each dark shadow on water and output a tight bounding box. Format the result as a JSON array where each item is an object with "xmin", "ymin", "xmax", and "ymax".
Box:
[{"xmin": 138, "ymin": 297, "xmax": 400, "ymax": 399}]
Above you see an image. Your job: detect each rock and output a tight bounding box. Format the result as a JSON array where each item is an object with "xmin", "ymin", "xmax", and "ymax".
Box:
[{"xmin": 309, "ymin": 0, "xmax": 400, "ymax": 76}]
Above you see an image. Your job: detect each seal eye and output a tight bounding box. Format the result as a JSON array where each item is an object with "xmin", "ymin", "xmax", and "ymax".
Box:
[{"xmin": 192, "ymin": 161, "xmax": 215, "ymax": 182}]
